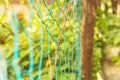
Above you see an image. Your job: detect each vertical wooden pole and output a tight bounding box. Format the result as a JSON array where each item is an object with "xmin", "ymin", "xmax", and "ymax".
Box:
[
  {"xmin": 117, "ymin": 0, "xmax": 120, "ymax": 16},
  {"xmin": 112, "ymin": 0, "xmax": 117, "ymax": 13},
  {"xmin": 112, "ymin": 0, "xmax": 120, "ymax": 16},
  {"xmin": 81, "ymin": 0, "xmax": 99, "ymax": 80}
]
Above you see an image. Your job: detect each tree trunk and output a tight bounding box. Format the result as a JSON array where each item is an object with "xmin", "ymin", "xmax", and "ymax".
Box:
[
  {"xmin": 117, "ymin": 0, "xmax": 120, "ymax": 16},
  {"xmin": 112, "ymin": 0, "xmax": 120, "ymax": 16},
  {"xmin": 112, "ymin": 0, "xmax": 117, "ymax": 13},
  {"xmin": 81, "ymin": 0, "xmax": 99, "ymax": 80}
]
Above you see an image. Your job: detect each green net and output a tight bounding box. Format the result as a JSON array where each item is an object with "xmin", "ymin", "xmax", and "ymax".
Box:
[{"xmin": 0, "ymin": 0, "xmax": 82, "ymax": 80}]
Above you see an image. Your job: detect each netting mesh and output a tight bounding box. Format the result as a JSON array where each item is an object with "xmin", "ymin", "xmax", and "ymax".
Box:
[{"xmin": 0, "ymin": 0, "xmax": 82, "ymax": 80}]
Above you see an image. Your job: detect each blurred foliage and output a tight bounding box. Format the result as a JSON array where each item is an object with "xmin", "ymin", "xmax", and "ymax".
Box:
[{"xmin": 93, "ymin": 0, "xmax": 120, "ymax": 79}]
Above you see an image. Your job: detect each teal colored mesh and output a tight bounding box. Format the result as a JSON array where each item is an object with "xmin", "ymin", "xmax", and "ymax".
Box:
[{"xmin": 0, "ymin": 0, "xmax": 82, "ymax": 80}]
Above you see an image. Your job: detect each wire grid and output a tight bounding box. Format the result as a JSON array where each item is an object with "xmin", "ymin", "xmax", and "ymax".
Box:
[{"xmin": 0, "ymin": 0, "xmax": 82, "ymax": 80}]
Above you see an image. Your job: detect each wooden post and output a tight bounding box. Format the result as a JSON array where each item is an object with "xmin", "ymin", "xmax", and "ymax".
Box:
[
  {"xmin": 81, "ymin": 0, "xmax": 99, "ymax": 80},
  {"xmin": 117, "ymin": 0, "xmax": 120, "ymax": 16},
  {"xmin": 112, "ymin": 0, "xmax": 120, "ymax": 16}
]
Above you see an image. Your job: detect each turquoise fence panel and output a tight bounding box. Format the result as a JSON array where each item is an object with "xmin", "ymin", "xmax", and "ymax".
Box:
[{"xmin": 0, "ymin": 0, "xmax": 82, "ymax": 80}]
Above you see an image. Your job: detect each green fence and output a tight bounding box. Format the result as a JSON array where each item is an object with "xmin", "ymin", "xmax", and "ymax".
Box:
[{"xmin": 0, "ymin": 0, "xmax": 82, "ymax": 80}]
